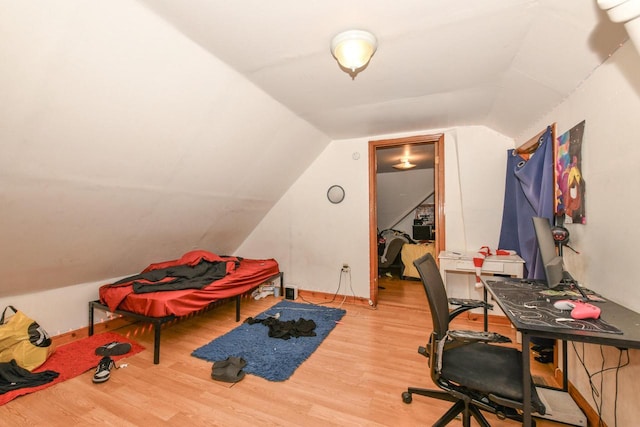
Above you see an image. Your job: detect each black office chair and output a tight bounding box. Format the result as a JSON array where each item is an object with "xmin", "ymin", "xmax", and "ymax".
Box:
[
  {"xmin": 402, "ymin": 253, "xmax": 545, "ymax": 426},
  {"xmin": 378, "ymin": 238, "xmax": 405, "ymax": 276}
]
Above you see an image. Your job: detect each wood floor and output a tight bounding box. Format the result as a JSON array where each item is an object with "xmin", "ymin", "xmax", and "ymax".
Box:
[{"xmin": 0, "ymin": 276, "xmax": 566, "ymax": 426}]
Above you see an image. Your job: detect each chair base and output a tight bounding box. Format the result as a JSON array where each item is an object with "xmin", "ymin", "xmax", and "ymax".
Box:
[{"xmin": 402, "ymin": 387, "xmax": 531, "ymax": 427}]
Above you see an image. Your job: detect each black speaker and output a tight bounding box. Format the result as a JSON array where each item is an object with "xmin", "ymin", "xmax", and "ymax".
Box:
[{"xmin": 284, "ymin": 286, "xmax": 298, "ymax": 300}]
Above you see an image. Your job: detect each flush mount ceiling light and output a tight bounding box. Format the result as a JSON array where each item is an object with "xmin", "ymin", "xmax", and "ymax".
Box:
[
  {"xmin": 393, "ymin": 159, "xmax": 416, "ymax": 170},
  {"xmin": 330, "ymin": 30, "xmax": 377, "ymax": 78}
]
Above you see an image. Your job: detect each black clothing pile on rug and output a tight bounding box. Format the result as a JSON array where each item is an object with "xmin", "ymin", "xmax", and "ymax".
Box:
[
  {"xmin": 0, "ymin": 360, "xmax": 58, "ymax": 394},
  {"xmin": 245, "ymin": 316, "xmax": 317, "ymax": 340}
]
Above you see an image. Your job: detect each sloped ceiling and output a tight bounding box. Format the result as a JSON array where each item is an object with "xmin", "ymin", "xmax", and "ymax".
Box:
[
  {"xmin": 0, "ymin": 1, "xmax": 329, "ymax": 297},
  {"xmin": 0, "ymin": 1, "xmax": 630, "ymax": 297},
  {"xmin": 139, "ymin": 0, "xmax": 628, "ymax": 140}
]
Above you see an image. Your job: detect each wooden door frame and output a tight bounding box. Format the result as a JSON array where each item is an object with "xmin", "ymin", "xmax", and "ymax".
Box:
[{"xmin": 368, "ymin": 133, "xmax": 445, "ymax": 305}]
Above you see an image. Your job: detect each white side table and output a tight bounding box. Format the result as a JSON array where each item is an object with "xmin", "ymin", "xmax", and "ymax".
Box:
[{"xmin": 438, "ymin": 251, "xmax": 525, "ymax": 283}]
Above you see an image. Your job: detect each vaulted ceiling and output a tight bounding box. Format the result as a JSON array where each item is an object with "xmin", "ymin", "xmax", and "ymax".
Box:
[{"xmin": 140, "ymin": 0, "xmax": 628, "ymax": 140}]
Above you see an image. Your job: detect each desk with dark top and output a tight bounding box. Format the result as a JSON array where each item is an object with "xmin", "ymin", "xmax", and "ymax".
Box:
[{"xmin": 483, "ymin": 278, "xmax": 640, "ymax": 427}]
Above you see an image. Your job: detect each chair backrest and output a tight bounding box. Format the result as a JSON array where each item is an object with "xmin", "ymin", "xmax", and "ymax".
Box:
[
  {"xmin": 379, "ymin": 238, "xmax": 405, "ymax": 268},
  {"xmin": 413, "ymin": 253, "xmax": 450, "ymax": 339}
]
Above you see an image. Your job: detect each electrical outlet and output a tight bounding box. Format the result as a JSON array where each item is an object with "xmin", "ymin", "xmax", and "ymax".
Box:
[{"xmin": 341, "ymin": 263, "xmax": 350, "ymax": 272}]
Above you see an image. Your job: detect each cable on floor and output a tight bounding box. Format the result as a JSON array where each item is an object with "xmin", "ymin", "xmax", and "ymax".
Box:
[
  {"xmin": 299, "ymin": 267, "xmax": 345, "ymax": 306},
  {"xmin": 572, "ymin": 342, "xmax": 630, "ymax": 427}
]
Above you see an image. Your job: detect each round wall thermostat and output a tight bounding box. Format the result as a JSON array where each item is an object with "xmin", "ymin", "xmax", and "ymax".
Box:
[{"xmin": 327, "ymin": 185, "xmax": 345, "ymax": 204}]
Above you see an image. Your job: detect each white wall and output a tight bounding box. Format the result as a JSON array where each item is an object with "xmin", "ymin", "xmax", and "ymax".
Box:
[
  {"xmin": 518, "ymin": 41, "xmax": 640, "ymax": 425},
  {"xmin": 237, "ymin": 139, "xmax": 371, "ymax": 297},
  {"xmin": 239, "ymin": 126, "xmax": 515, "ymax": 299},
  {"xmin": 440, "ymin": 127, "xmax": 515, "ymax": 302},
  {"xmin": 444, "ymin": 126, "xmax": 514, "ymax": 251},
  {"xmin": 0, "ymin": 278, "xmax": 123, "ymax": 337}
]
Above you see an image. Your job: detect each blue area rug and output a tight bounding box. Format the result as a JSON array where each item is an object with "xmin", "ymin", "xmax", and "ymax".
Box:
[{"xmin": 192, "ymin": 300, "xmax": 346, "ymax": 381}]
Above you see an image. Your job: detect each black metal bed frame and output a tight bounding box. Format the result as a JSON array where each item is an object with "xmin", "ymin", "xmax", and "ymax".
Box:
[{"xmin": 88, "ymin": 271, "xmax": 283, "ymax": 364}]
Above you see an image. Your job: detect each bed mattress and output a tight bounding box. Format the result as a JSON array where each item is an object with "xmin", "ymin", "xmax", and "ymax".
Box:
[{"xmin": 99, "ymin": 250, "xmax": 279, "ymax": 317}]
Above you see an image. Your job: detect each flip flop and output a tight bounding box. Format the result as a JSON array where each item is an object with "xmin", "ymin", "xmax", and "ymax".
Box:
[
  {"xmin": 95, "ymin": 341, "xmax": 132, "ymax": 356},
  {"xmin": 211, "ymin": 364, "xmax": 246, "ymax": 383},
  {"xmin": 226, "ymin": 356, "xmax": 247, "ymax": 369}
]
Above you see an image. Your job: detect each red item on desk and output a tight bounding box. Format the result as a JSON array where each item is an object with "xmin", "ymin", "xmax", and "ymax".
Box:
[
  {"xmin": 495, "ymin": 249, "xmax": 517, "ymax": 256},
  {"xmin": 472, "ymin": 246, "xmax": 491, "ymax": 288},
  {"xmin": 473, "ymin": 247, "xmax": 517, "ymax": 288}
]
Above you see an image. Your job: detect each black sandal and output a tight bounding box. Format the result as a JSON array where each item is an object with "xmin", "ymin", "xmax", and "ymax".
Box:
[
  {"xmin": 95, "ymin": 341, "xmax": 132, "ymax": 356},
  {"xmin": 213, "ymin": 356, "xmax": 247, "ymax": 369},
  {"xmin": 211, "ymin": 363, "xmax": 246, "ymax": 383}
]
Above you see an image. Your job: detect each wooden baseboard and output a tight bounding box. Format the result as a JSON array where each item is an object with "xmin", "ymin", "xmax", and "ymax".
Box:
[
  {"xmin": 569, "ymin": 381, "xmax": 606, "ymax": 427},
  {"xmin": 297, "ymin": 289, "xmax": 370, "ymax": 306},
  {"xmin": 50, "ymin": 317, "xmax": 136, "ymax": 348}
]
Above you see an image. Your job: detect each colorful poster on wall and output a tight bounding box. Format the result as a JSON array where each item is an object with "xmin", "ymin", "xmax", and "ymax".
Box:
[{"xmin": 555, "ymin": 120, "xmax": 586, "ymax": 224}]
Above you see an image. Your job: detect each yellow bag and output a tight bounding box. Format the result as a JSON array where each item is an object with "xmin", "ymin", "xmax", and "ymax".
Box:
[{"xmin": 0, "ymin": 306, "xmax": 52, "ymax": 371}]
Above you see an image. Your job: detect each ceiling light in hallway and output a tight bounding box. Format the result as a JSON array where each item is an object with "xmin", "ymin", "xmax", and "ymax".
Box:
[{"xmin": 392, "ymin": 159, "xmax": 416, "ymax": 170}]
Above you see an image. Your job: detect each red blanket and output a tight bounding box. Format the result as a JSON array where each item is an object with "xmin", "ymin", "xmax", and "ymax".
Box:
[{"xmin": 99, "ymin": 250, "xmax": 279, "ymax": 317}]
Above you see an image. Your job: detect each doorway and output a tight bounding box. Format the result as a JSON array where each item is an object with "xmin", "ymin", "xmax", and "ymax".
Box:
[{"xmin": 368, "ymin": 134, "xmax": 445, "ymax": 305}]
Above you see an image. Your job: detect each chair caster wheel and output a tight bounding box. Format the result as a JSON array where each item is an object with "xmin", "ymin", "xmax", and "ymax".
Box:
[{"xmin": 402, "ymin": 391, "xmax": 412, "ymax": 404}]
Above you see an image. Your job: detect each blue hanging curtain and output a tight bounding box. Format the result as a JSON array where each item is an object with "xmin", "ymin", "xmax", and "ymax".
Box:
[{"xmin": 498, "ymin": 126, "xmax": 554, "ymax": 279}]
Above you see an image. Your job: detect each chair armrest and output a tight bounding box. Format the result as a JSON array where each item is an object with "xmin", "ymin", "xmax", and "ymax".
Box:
[
  {"xmin": 448, "ymin": 297, "xmax": 493, "ymax": 310},
  {"xmin": 447, "ymin": 329, "xmax": 512, "ymax": 344},
  {"xmin": 447, "ymin": 298, "xmax": 493, "ymax": 321}
]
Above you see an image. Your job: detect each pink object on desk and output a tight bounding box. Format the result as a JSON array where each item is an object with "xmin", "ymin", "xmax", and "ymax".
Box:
[
  {"xmin": 571, "ymin": 301, "xmax": 601, "ymax": 319},
  {"xmin": 554, "ymin": 299, "xmax": 601, "ymax": 319}
]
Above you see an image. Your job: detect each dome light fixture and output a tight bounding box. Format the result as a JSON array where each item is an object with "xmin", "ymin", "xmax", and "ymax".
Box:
[
  {"xmin": 393, "ymin": 159, "xmax": 417, "ymax": 170},
  {"xmin": 331, "ymin": 30, "xmax": 377, "ymax": 78},
  {"xmin": 597, "ymin": 0, "xmax": 640, "ymax": 56}
]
